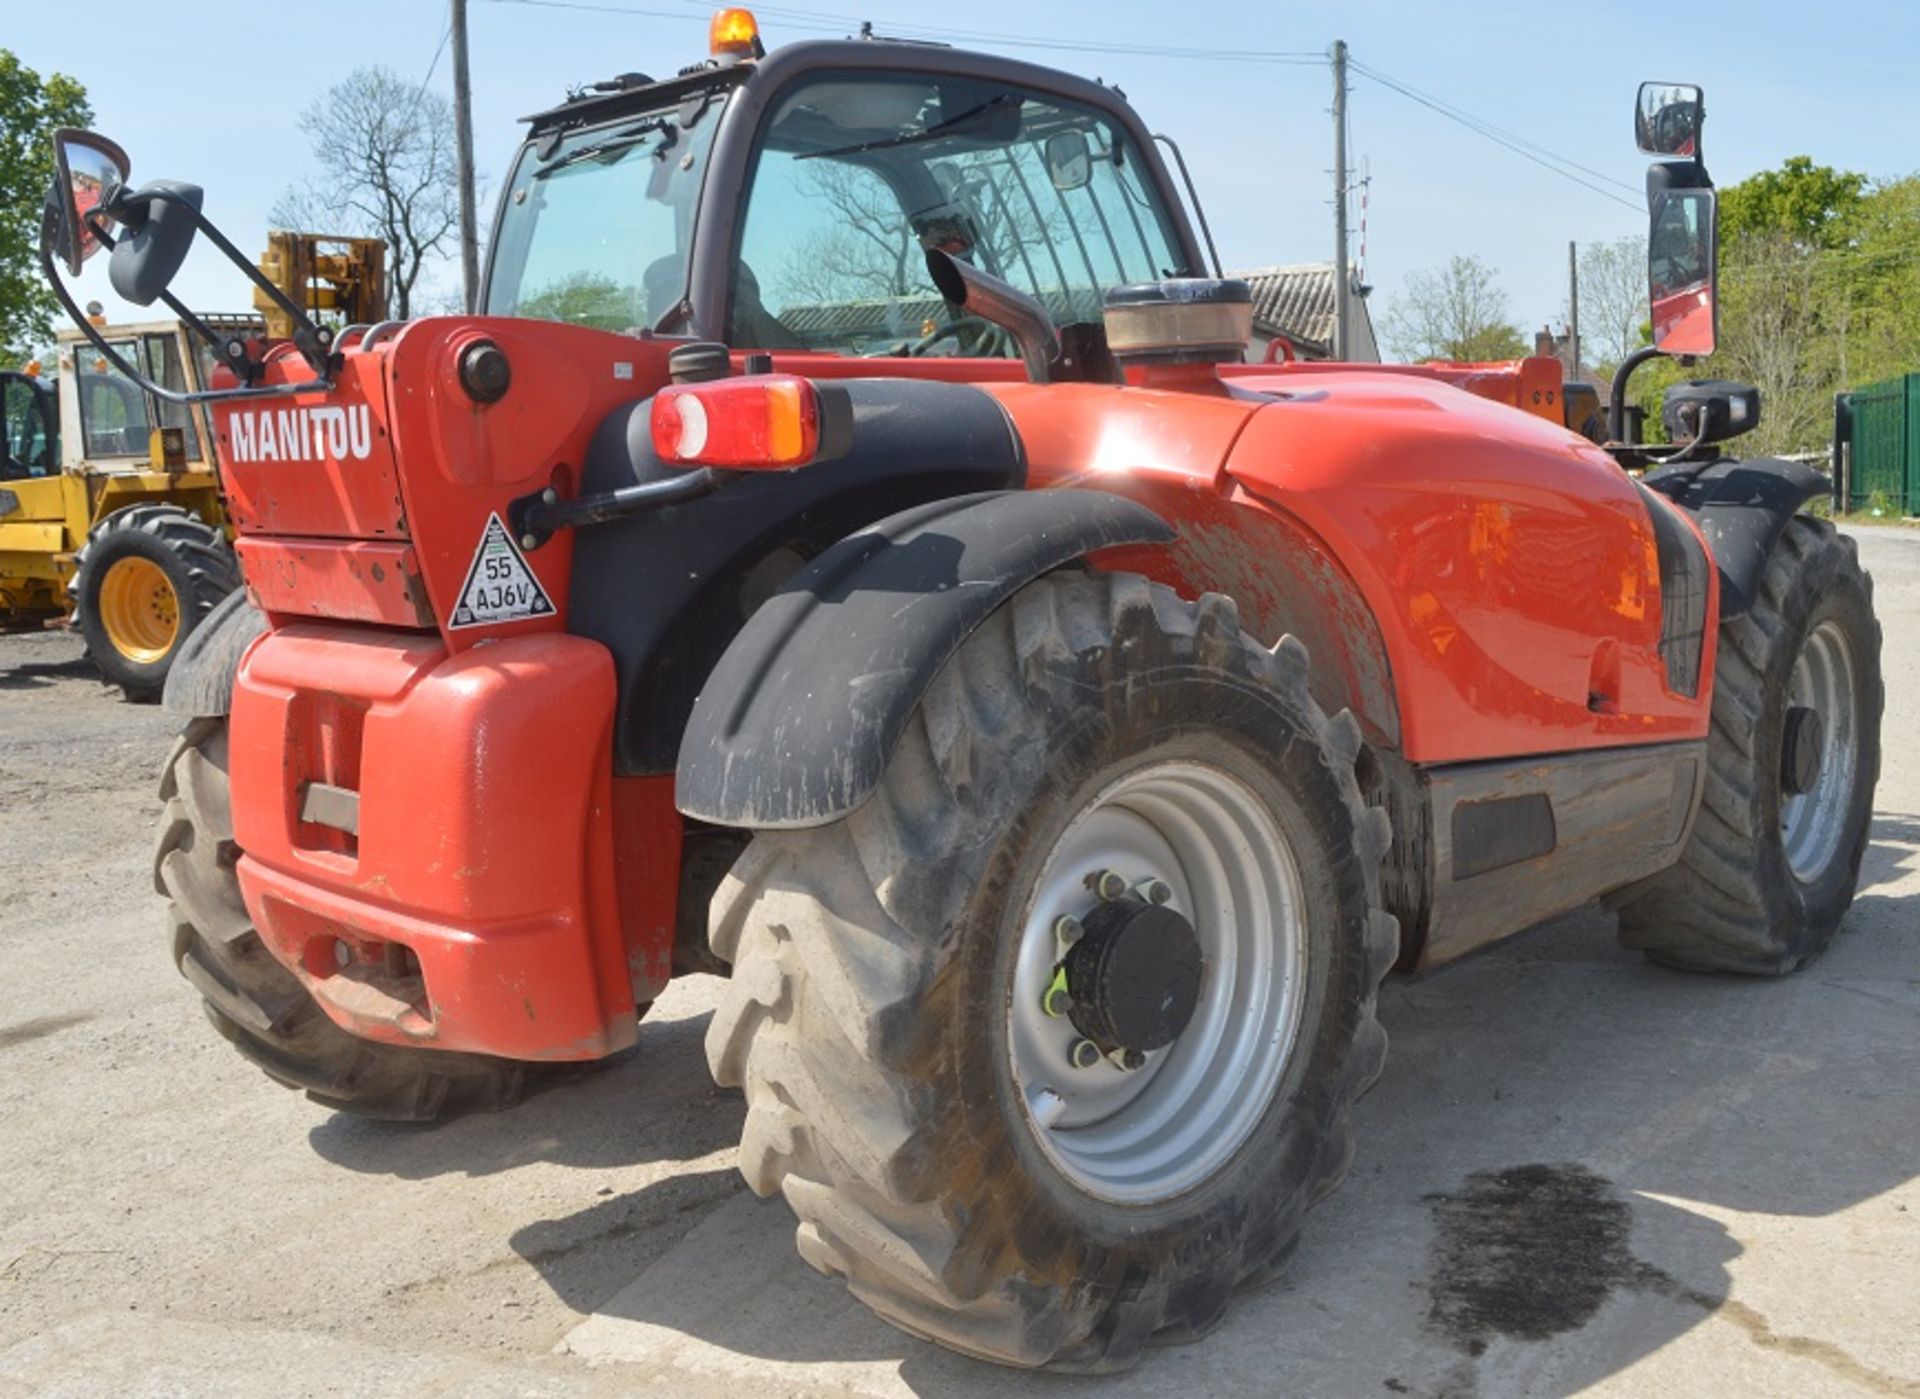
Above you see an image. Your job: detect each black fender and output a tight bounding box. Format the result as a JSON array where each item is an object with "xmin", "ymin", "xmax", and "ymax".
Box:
[
  {"xmin": 676, "ymin": 488, "xmax": 1174, "ymax": 828},
  {"xmin": 1645, "ymin": 456, "xmax": 1831, "ymax": 618},
  {"xmin": 568, "ymin": 377, "xmax": 1029, "ymax": 775},
  {"xmin": 160, "ymin": 588, "xmax": 267, "ymax": 718}
]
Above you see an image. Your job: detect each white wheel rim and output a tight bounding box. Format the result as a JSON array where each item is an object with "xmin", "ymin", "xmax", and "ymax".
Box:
[
  {"xmin": 1781, "ymin": 618, "xmax": 1859, "ymax": 882},
  {"xmin": 1006, "ymin": 760, "xmax": 1310, "ymax": 1204}
]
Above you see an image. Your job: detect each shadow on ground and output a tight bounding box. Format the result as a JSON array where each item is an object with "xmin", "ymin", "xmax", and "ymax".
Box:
[
  {"xmin": 311, "ymin": 815, "xmax": 1920, "ymax": 1396},
  {"xmin": 307, "ymin": 1006, "xmax": 741, "ymax": 1180},
  {"xmin": 0, "ymin": 655, "xmax": 96, "ymax": 691}
]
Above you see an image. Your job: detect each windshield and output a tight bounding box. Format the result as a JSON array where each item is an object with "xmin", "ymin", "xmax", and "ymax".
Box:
[
  {"xmin": 484, "ymin": 100, "xmax": 723, "ymax": 331},
  {"xmin": 730, "ymin": 73, "xmax": 1186, "ymax": 356}
]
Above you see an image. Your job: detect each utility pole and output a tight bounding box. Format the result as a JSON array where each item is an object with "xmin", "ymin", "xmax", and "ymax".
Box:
[
  {"xmin": 1566, "ymin": 240, "xmax": 1580, "ymax": 376},
  {"xmin": 1331, "ymin": 40, "xmax": 1350, "ymax": 361},
  {"xmin": 450, "ymin": 0, "xmax": 480, "ymax": 312}
]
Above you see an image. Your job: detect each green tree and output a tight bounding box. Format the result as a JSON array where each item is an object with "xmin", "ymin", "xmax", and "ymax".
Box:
[
  {"xmin": 1380, "ymin": 254, "xmax": 1527, "ymax": 363},
  {"xmin": 0, "ymin": 50, "xmax": 92, "ymax": 364},
  {"xmin": 1718, "ymin": 156, "xmax": 1864, "ymax": 250},
  {"xmin": 1827, "ymin": 174, "xmax": 1920, "ymax": 389}
]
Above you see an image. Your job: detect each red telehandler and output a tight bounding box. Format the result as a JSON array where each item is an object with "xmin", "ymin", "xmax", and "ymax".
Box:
[{"xmin": 44, "ymin": 18, "xmax": 1881, "ymax": 1370}]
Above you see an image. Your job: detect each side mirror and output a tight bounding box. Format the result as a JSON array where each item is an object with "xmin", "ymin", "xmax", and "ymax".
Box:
[
  {"xmin": 1648, "ymin": 187, "xmax": 1717, "ymax": 357},
  {"xmin": 1635, "ymin": 82, "xmax": 1702, "ymax": 158},
  {"xmin": 1044, "ymin": 130, "xmax": 1092, "ymax": 192},
  {"xmin": 45, "ymin": 129, "xmax": 131, "ymax": 277}
]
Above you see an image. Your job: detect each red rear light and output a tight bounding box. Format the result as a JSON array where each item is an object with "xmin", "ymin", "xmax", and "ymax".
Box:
[{"xmin": 651, "ymin": 375, "xmax": 821, "ymax": 470}]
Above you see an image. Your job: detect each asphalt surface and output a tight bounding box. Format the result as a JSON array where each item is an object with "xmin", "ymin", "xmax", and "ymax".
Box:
[{"xmin": 0, "ymin": 525, "xmax": 1915, "ymax": 1398}]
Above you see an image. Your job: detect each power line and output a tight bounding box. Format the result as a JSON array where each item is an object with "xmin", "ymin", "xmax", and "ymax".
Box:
[
  {"xmin": 1350, "ymin": 59, "xmax": 1642, "ymax": 214},
  {"xmin": 480, "ymin": 0, "xmax": 1325, "ymax": 64},
  {"xmin": 1349, "ymin": 58, "xmax": 1639, "ymax": 197}
]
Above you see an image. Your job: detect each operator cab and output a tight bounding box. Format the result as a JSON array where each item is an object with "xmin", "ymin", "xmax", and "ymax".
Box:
[{"xmin": 483, "ymin": 17, "xmax": 1214, "ymax": 368}]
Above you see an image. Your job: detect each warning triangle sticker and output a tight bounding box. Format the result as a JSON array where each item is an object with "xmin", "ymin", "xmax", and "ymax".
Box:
[{"xmin": 449, "ymin": 513, "xmax": 555, "ymax": 629}]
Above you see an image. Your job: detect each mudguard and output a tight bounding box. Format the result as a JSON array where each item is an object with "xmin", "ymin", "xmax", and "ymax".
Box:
[
  {"xmin": 160, "ymin": 588, "xmax": 268, "ymax": 718},
  {"xmin": 1646, "ymin": 456, "xmax": 1831, "ymax": 617},
  {"xmin": 676, "ymin": 488, "xmax": 1174, "ymax": 828}
]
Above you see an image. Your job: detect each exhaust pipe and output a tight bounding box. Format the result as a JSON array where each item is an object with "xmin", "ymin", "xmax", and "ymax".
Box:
[{"xmin": 925, "ymin": 249, "xmax": 1059, "ymax": 383}]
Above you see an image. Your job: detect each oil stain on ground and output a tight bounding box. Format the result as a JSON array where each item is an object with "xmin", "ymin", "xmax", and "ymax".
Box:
[
  {"xmin": 1423, "ymin": 1162, "xmax": 1633, "ymax": 1356},
  {"xmin": 1420, "ymin": 1161, "xmax": 1920, "ymax": 1395}
]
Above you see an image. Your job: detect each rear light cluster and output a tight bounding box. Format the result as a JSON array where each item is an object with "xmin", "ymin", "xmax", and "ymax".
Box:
[{"xmin": 651, "ymin": 373, "xmax": 849, "ymax": 471}]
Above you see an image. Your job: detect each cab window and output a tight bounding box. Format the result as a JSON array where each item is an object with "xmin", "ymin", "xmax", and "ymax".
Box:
[
  {"xmin": 2, "ymin": 377, "xmax": 53, "ymax": 479},
  {"xmin": 730, "ymin": 73, "xmax": 1186, "ymax": 356}
]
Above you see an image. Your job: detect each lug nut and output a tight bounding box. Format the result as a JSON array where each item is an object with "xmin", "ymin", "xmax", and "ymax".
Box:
[
  {"xmin": 1119, "ymin": 1048, "xmax": 1147, "ymax": 1071},
  {"xmin": 1144, "ymin": 879, "xmax": 1173, "ymax": 905},
  {"xmin": 1042, "ymin": 962, "xmax": 1072, "ymax": 1017},
  {"xmin": 1054, "ymin": 914, "xmax": 1083, "ymax": 946},
  {"xmin": 1093, "ymin": 869, "xmax": 1128, "ymax": 901},
  {"xmin": 1068, "ymin": 1038, "xmax": 1102, "ymax": 1070}
]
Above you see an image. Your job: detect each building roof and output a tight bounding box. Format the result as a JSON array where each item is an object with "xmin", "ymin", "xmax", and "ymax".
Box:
[{"xmin": 1232, "ymin": 263, "xmax": 1341, "ymax": 353}]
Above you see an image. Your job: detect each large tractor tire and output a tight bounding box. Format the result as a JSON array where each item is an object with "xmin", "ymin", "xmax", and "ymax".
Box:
[
  {"xmin": 156, "ymin": 717, "xmax": 540, "ymax": 1121},
  {"xmin": 706, "ymin": 572, "xmax": 1398, "ymax": 1370},
  {"xmin": 1618, "ymin": 517, "xmax": 1883, "ymax": 973},
  {"xmin": 71, "ymin": 504, "xmax": 240, "ymax": 702}
]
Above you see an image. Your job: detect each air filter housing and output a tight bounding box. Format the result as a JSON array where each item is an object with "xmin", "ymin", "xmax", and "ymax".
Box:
[{"xmin": 1102, "ymin": 278, "xmax": 1252, "ymax": 365}]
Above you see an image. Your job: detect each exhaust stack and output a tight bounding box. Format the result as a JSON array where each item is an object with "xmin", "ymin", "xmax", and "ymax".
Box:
[{"xmin": 925, "ymin": 249, "xmax": 1059, "ymax": 384}]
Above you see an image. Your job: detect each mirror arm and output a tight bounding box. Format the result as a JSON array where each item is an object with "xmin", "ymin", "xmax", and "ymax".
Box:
[
  {"xmin": 124, "ymin": 185, "xmax": 340, "ymax": 377},
  {"xmin": 39, "ymin": 239, "xmax": 333, "ymax": 408},
  {"xmin": 1607, "ymin": 343, "xmax": 1667, "ymax": 446},
  {"xmin": 88, "ymin": 218, "xmax": 261, "ymax": 386}
]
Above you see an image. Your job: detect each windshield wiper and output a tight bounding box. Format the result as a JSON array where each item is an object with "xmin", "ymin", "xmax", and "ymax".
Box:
[
  {"xmin": 799, "ymin": 95, "xmax": 1020, "ymax": 162},
  {"xmin": 535, "ymin": 117, "xmax": 674, "ymax": 178}
]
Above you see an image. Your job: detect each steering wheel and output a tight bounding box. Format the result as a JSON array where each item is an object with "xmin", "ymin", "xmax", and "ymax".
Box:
[{"xmin": 862, "ymin": 315, "xmax": 1011, "ymax": 359}]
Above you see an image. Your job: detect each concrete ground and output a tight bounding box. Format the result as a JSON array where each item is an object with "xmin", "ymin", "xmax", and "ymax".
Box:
[{"xmin": 0, "ymin": 526, "xmax": 1915, "ymax": 1398}]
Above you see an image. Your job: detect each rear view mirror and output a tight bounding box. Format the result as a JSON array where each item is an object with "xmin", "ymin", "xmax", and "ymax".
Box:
[
  {"xmin": 46, "ymin": 129, "xmax": 131, "ymax": 276},
  {"xmin": 1648, "ymin": 187, "xmax": 1717, "ymax": 357},
  {"xmin": 1045, "ymin": 130, "xmax": 1092, "ymax": 191},
  {"xmin": 1636, "ymin": 82, "xmax": 1702, "ymax": 157}
]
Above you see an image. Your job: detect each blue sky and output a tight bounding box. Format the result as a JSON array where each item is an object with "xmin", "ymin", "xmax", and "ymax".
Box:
[{"xmin": 14, "ymin": 0, "xmax": 1920, "ymax": 342}]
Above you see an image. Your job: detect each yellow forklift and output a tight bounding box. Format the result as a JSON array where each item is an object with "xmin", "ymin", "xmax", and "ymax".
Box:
[{"xmin": 0, "ymin": 233, "xmax": 384, "ymax": 699}]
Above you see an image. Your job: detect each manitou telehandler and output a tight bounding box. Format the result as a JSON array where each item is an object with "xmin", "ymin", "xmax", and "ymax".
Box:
[{"xmin": 44, "ymin": 18, "xmax": 1881, "ymax": 1370}]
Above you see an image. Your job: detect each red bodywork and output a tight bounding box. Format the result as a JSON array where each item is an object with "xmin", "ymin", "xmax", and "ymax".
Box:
[{"xmin": 211, "ymin": 324, "xmax": 1715, "ymax": 1060}]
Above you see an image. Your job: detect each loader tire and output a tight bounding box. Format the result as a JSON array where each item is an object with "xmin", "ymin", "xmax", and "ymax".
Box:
[
  {"xmin": 72, "ymin": 504, "xmax": 240, "ymax": 702},
  {"xmin": 705, "ymin": 572, "xmax": 1398, "ymax": 1371},
  {"xmin": 1617, "ymin": 517, "xmax": 1882, "ymax": 973},
  {"xmin": 155, "ymin": 717, "xmax": 542, "ymax": 1121}
]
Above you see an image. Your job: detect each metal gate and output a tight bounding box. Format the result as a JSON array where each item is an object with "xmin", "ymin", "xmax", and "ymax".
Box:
[{"xmin": 1838, "ymin": 373, "xmax": 1920, "ymax": 516}]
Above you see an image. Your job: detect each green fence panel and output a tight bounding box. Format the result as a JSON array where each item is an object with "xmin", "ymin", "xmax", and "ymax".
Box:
[
  {"xmin": 1908, "ymin": 375, "xmax": 1920, "ymax": 513},
  {"xmin": 1847, "ymin": 374, "xmax": 1910, "ymax": 514}
]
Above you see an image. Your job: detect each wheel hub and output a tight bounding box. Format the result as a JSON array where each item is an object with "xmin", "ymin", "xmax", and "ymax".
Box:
[
  {"xmin": 1006, "ymin": 759, "xmax": 1311, "ymax": 1203},
  {"xmin": 1781, "ymin": 704, "xmax": 1824, "ymax": 796},
  {"xmin": 1063, "ymin": 897, "xmax": 1202, "ymax": 1054}
]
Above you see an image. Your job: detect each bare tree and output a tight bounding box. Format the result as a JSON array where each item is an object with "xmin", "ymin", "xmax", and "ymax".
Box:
[
  {"xmin": 1571, "ymin": 235, "xmax": 1649, "ymax": 370},
  {"xmin": 272, "ymin": 66, "xmax": 462, "ymax": 319},
  {"xmin": 1380, "ymin": 254, "xmax": 1527, "ymax": 362},
  {"xmin": 774, "ymin": 161, "xmax": 918, "ymax": 308}
]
